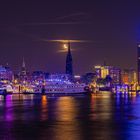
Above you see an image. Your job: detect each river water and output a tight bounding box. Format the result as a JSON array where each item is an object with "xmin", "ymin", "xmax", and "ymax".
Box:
[{"xmin": 0, "ymin": 93, "xmax": 140, "ymax": 140}]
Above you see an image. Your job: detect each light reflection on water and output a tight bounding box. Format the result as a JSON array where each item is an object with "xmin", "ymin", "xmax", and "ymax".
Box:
[
  {"xmin": 0, "ymin": 93, "xmax": 140, "ymax": 139},
  {"xmin": 41, "ymin": 95, "xmax": 48, "ymax": 121}
]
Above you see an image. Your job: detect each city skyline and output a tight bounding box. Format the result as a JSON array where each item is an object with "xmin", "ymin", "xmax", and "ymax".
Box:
[
  {"xmin": 0, "ymin": 1, "xmax": 140, "ymax": 73},
  {"xmin": 1, "ymin": 2, "xmax": 140, "ymax": 140}
]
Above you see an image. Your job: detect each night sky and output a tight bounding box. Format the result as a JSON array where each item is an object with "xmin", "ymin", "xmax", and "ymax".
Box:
[{"xmin": 0, "ymin": 1, "xmax": 140, "ymax": 74}]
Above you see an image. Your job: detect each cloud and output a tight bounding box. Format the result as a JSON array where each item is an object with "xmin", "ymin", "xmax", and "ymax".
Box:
[{"xmin": 57, "ymin": 48, "xmax": 76, "ymax": 53}]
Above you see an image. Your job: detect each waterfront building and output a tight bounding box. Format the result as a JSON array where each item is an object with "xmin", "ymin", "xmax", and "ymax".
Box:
[
  {"xmin": 82, "ymin": 73, "xmax": 96, "ymax": 84},
  {"xmin": 94, "ymin": 65, "xmax": 107, "ymax": 79},
  {"xmin": 0, "ymin": 66, "xmax": 13, "ymax": 82},
  {"xmin": 94, "ymin": 65, "xmax": 121, "ymax": 84},
  {"xmin": 32, "ymin": 71, "xmax": 45, "ymax": 81},
  {"xmin": 121, "ymin": 69, "xmax": 137, "ymax": 85},
  {"xmin": 109, "ymin": 67, "xmax": 121, "ymax": 84},
  {"xmin": 66, "ymin": 43, "xmax": 73, "ymax": 75}
]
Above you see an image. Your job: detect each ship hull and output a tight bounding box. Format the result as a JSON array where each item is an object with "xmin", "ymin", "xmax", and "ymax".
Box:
[
  {"xmin": 22, "ymin": 91, "xmax": 90, "ymax": 96},
  {"xmin": 42, "ymin": 91, "xmax": 90, "ymax": 96}
]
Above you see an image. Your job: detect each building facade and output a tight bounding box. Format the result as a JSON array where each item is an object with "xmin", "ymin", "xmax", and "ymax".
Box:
[
  {"xmin": 0, "ymin": 66, "xmax": 13, "ymax": 82},
  {"xmin": 94, "ymin": 65, "xmax": 121, "ymax": 84},
  {"xmin": 32, "ymin": 71, "xmax": 46, "ymax": 81},
  {"xmin": 121, "ymin": 69, "xmax": 137, "ymax": 85}
]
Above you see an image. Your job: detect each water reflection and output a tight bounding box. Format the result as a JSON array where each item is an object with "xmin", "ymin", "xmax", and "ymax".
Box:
[
  {"xmin": 41, "ymin": 95, "xmax": 48, "ymax": 121},
  {"xmin": 50, "ymin": 97, "xmax": 82, "ymax": 140},
  {"xmin": 56, "ymin": 97, "xmax": 78, "ymax": 121},
  {"xmin": 0, "ymin": 93, "xmax": 140, "ymax": 139}
]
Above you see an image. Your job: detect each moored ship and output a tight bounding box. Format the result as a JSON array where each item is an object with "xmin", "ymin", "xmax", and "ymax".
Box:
[
  {"xmin": 43, "ymin": 81, "xmax": 89, "ymax": 95},
  {"xmin": 40, "ymin": 74, "xmax": 91, "ymax": 95}
]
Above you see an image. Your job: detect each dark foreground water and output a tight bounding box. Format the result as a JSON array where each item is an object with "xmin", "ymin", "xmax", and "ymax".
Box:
[{"xmin": 0, "ymin": 93, "xmax": 140, "ymax": 140}]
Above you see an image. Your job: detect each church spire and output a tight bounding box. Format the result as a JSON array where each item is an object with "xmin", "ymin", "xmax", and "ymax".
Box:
[
  {"xmin": 21, "ymin": 57, "xmax": 26, "ymax": 76},
  {"xmin": 66, "ymin": 42, "xmax": 73, "ymax": 75},
  {"xmin": 22, "ymin": 57, "xmax": 25, "ymax": 68}
]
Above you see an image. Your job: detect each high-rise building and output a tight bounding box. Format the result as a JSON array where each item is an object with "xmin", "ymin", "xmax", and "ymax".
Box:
[
  {"xmin": 138, "ymin": 44, "xmax": 140, "ymax": 84},
  {"xmin": 109, "ymin": 67, "xmax": 121, "ymax": 84},
  {"xmin": 66, "ymin": 43, "xmax": 73, "ymax": 75},
  {"xmin": 94, "ymin": 65, "xmax": 121, "ymax": 84},
  {"xmin": 121, "ymin": 69, "xmax": 137, "ymax": 85}
]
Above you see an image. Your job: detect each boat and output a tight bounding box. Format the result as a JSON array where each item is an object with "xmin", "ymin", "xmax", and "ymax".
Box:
[
  {"xmin": 43, "ymin": 82, "xmax": 89, "ymax": 95},
  {"xmin": 24, "ymin": 74, "xmax": 90, "ymax": 95},
  {"xmin": 0, "ymin": 84, "xmax": 13, "ymax": 95},
  {"xmin": 40, "ymin": 75, "xmax": 90, "ymax": 95},
  {"xmin": 22, "ymin": 83, "xmax": 90, "ymax": 95}
]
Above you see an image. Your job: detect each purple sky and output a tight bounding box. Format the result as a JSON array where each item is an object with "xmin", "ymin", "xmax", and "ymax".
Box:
[{"xmin": 0, "ymin": 1, "xmax": 140, "ymax": 74}]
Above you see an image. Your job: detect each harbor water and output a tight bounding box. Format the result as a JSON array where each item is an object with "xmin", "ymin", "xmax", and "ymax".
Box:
[{"xmin": 0, "ymin": 92, "xmax": 140, "ymax": 140}]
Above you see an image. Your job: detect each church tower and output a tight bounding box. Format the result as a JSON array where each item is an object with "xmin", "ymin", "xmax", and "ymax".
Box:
[
  {"xmin": 66, "ymin": 42, "xmax": 73, "ymax": 75},
  {"xmin": 21, "ymin": 57, "xmax": 27, "ymax": 76}
]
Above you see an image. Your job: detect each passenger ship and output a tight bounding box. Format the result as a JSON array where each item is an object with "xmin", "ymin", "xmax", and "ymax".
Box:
[
  {"xmin": 44, "ymin": 81, "xmax": 88, "ymax": 95},
  {"xmin": 0, "ymin": 75, "xmax": 90, "ymax": 95},
  {"xmin": 34, "ymin": 74, "xmax": 90, "ymax": 95}
]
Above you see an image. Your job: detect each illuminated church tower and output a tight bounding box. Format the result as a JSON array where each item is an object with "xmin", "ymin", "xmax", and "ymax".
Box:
[{"xmin": 66, "ymin": 43, "xmax": 73, "ymax": 75}]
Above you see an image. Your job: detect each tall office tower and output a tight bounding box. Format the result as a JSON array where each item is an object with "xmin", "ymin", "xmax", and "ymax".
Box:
[
  {"xmin": 66, "ymin": 43, "xmax": 73, "ymax": 75},
  {"xmin": 138, "ymin": 44, "xmax": 140, "ymax": 84}
]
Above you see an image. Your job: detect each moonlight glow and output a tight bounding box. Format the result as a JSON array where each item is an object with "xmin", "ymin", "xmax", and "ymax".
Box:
[{"xmin": 63, "ymin": 44, "xmax": 68, "ymax": 49}]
